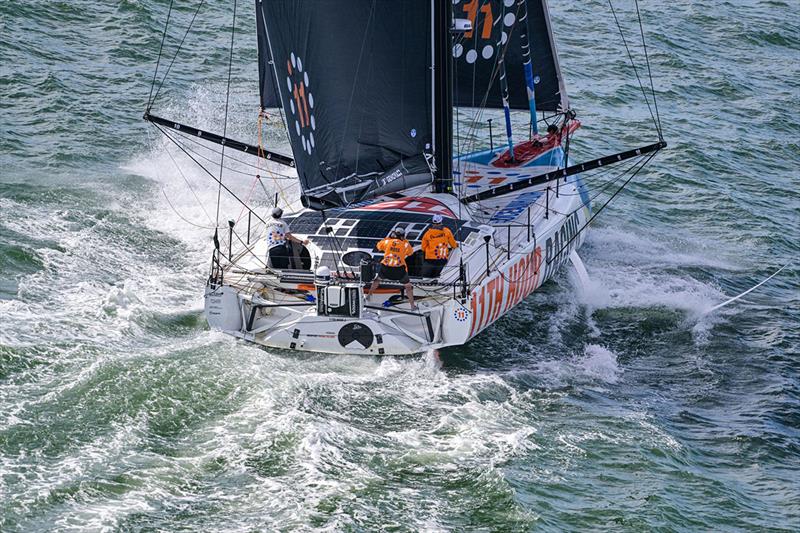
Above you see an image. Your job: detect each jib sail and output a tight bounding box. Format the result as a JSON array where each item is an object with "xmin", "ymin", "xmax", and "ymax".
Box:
[{"xmin": 452, "ymin": 0, "xmax": 568, "ymax": 112}]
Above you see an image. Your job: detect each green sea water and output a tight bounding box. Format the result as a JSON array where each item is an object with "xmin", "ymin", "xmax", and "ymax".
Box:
[{"xmin": 1, "ymin": 1, "xmax": 798, "ymax": 531}]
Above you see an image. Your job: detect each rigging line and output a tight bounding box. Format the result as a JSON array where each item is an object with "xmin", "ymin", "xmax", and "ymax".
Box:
[
  {"xmin": 256, "ymin": 173, "xmax": 276, "ymax": 201},
  {"xmin": 326, "ymin": 217, "xmax": 357, "ymax": 279},
  {"xmin": 463, "ymin": 1, "xmax": 490, "ymax": 129},
  {"xmin": 453, "ymin": 36, "xmax": 466, "ymax": 245},
  {"xmin": 634, "ymin": 0, "xmax": 663, "ymax": 137},
  {"xmin": 216, "ymin": 0, "xmax": 238, "ymax": 227},
  {"xmin": 319, "ymin": 211, "xmax": 347, "ymax": 278},
  {"xmin": 492, "ymin": 156, "xmax": 649, "ymax": 285},
  {"xmin": 547, "ymin": 151, "xmax": 659, "ymax": 264},
  {"xmin": 234, "ymin": 173, "xmax": 262, "ymax": 224},
  {"xmin": 150, "ymin": 0, "xmax": 206, "ymax": 107},
  {"xmin": 564, "ymin": 154, "xmax": 650, "ymax": 214},
  {"xmin": 457, "ymin": 2, "xmax": 527, "ymax": 193},
  {"xmin": 554, "ymin": 155, "xmax": 644, "ymax": 200},
  {"xmin": 607, "ymin": 0, "xmax": 659, "ymax": 135},
  {"xmin": 147, "ymin": 0, "xmax": 174, "ymax": 109},
  {"xmin": 167, "ymin": 133, "xmax": 297, "ymax": 180},
  {"xmin": 273, "ymin": 102, "xmax": 292, "ymax": 148},
  {"xmin": 257, "ymin": 110, "xmax": 293, "ymax": 207},
  {"xmin": 494, "ymin": 159, "xmax": 650, "ymax": 284},
  {"xmin": 146, "ymin": 124, "xmax": 218, "ymax": 229},
  {"xmin": 160, "ymin": 187, "xmax": 218, "ymax": 230},
  {"xmin": 703, "ymin": 263, "xmax": 792, "ymax": 315},
  {"xmin": 476, "ymin": 155, "xmax": 650, "ymax": 261},
  {"xmin": 147, "ymin": 124, "xmax": 216, "ymax": 224},
  {"xmin": 510, "ymin": 157, "xmax": 640, "ymax": 205},
  {"xmin": 229, "ymin": 226, "xmax": 268, "ymax": 268},
  {"xmin": 154, "ymin": 123, "xmax": 266, "ymax": 224},
  {"xmin": 162, "ymin": 136, "xmax": 216, "ymax": 223},
  {"xmin": 167, "ymin": 128, "xmax": 297, "ymax": 180},
  {"xmin": 456, "ymin": 3, "xmax": 500, "ymax": 158},
  {"xmin": 538, "ymin": 161, "xmax": 630, "ymax": 194},
  {"xmin": 466, "ymin": 0, "xmax": 523, "ymax": 137}
]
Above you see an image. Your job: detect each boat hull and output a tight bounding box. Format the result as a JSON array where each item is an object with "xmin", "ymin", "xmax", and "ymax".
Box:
[{"xmin": 203, "ymin": 192, "xmax": 589, "ymax": 355}]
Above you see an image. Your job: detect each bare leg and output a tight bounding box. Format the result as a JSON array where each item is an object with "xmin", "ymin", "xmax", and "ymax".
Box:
[
  {"xmin": 367, "ymin": 278, "xmax": 380, "ymax": 299},
  {"xmin": 405, "ymin": 282, "xmax": 416, "ymax": 309}
]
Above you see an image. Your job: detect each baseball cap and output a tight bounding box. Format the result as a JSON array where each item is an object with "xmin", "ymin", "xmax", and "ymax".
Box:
[
  {"xmin": 271, "ymin": 207, "xmax": 283, "ymax": 219},
  {"xmin": 432, "ymin": 214, "xmax": 443, "ymax": 224}
]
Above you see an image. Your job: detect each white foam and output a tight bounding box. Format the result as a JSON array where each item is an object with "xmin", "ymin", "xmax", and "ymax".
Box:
[
  {"xmin": 541, "ymin": 225, "xmax": 734, "ymax": 317},
  {"xmin": 531, "ymin": 343, "xmax": 622, "ymax": 387},
  {"xmin": 579, "ymin": 344, "xmax": 621, "ymax": 384}
]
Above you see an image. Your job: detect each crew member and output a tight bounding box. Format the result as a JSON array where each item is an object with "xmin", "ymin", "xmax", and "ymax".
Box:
[
  {"xmin": 420, "ymin": 214, "xmax": 458, "ymax": 278},
  {"xmin": 265, "ymin": 207, "xmax": 308, "ymax": 269},
  {"xmin": 532, "ymin": 123, "xmax": 561, "ymax": 148},
  {"xmin": 368, "ymin": 227, "xmax": 416, "ymax": 309}
]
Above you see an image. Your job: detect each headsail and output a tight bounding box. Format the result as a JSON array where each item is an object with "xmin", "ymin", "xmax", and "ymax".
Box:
[
  {"xmin": 256, "ymin": 0, "xmax": 435, "ymax": 209},
  {"xmin": 452, "ymin": 0, "xmax": 568, "ymax": 112}
]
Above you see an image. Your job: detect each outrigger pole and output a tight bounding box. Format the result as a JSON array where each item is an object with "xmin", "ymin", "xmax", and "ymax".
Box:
[
  {"xmin": 462, "ymin": 140, "xmax": 667, "ymax": 203},
  {"xmin": 143, "ymin": 112, "xmax": 295, "ymax": 168}
]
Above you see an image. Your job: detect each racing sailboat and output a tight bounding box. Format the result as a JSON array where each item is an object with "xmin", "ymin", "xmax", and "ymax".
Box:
[{"xmin": 144, "ymin": 0, "xmax": 665, "ymax": 355}]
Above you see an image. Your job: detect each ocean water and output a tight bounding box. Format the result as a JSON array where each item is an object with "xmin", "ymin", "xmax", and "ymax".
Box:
[{"xmin": 1, "ymin": 0, "xmax": 798, "ymax": 531}]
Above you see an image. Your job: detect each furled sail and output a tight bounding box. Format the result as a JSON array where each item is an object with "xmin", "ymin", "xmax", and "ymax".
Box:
[
  {"xmin": 256, "ymin": 0, "xmax": 435, "ymax": 209},
  {"xmin": 452, "ymin": 0, "xmax": 568, "ymax": 112}
]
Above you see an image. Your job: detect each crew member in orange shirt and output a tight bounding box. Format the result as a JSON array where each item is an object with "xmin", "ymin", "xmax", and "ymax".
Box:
[
  {"xmin": 367, "ymin": 227, "xmax": 416, "ymax": 309},
  {"xmin": 420, "ymin": 214, "xmax": 458, "ymax": 278}
]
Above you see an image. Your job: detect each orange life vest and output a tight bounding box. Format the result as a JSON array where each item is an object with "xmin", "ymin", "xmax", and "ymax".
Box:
[
  {"xmin": 377, "ymin": 238, "xmax": 413, "ymax": 268},
  {"xmin": 421, "ymin": 226, "xmax": 458, "ymax": 260}
]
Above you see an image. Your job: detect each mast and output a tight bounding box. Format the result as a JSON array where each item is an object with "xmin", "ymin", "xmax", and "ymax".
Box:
[{"xmin": 432, "ymin": 0, "xmax": 453, "ymax": 194}]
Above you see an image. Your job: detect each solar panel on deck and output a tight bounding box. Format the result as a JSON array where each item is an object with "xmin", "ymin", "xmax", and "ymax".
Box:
[
  {"xmin": 355, "ymin": 221, "xmax": 394, "ymax": 239},
  {"xmin": 286, "ymin": 212, "xmax": 323, "ymax": 234},
  {"xmin": 287, "ymin": 209, "xmax": 478, "ymax": 245}
]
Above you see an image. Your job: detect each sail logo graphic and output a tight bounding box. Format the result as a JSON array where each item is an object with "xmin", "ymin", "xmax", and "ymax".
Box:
[
  {"xmin": 286, "ymin": 52, "xmax": 316, "ymax": 155},
  {"xmin": 452, "ymin": 0, "xmax": 518, "ymax": 64}
]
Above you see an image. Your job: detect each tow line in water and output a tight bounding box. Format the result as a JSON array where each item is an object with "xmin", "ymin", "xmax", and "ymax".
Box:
[{"xmin": 703, "ymin": 262, "xmax": 792, "ymax": 315}]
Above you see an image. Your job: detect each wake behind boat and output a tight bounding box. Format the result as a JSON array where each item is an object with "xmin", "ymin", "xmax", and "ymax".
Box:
[{"xmin": 144, "ymin": 0, "xmax": 665, "ymax": 355}]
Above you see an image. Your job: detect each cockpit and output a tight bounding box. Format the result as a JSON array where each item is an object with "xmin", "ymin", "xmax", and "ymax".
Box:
[{"xmin": 281, "ymin": 197, "xmax": 479, "ymax": 279}]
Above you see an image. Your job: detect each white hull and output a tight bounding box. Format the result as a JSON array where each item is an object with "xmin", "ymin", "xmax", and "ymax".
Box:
[{"xmin": 205, "ymin": 163, "xmax": 590, "ymax": 355}]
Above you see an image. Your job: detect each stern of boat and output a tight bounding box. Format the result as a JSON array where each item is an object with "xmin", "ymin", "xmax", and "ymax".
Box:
[{"xmin": 204, "ymin": 277, "xmax": 474, "ymax": 355}]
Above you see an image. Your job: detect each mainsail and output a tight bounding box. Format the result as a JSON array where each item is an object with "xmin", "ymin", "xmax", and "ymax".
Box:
[
  {"xmin": 452, "ymin": 0, "xmax": 568, "ymax": 112},
  {"xmin": 256, "ymin": 0, "xmax": 436, "ymax": 209}
]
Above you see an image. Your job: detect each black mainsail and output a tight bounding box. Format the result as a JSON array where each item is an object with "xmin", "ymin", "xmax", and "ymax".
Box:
[{"xmin": 256, "ymin": 0, "xmax": 437, "ymax": 209}]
